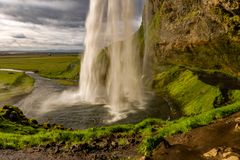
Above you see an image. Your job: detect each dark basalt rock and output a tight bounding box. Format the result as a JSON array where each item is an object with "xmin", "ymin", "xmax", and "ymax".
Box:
[{"xmin": 1, "ymin": 105, "xmax": 34, "ymax": 125}]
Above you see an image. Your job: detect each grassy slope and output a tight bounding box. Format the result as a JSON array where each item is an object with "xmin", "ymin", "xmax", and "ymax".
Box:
[
  {"xmin": 0, "ymin": 55, "xmax": 80, "ymax": 81},
  {"xmin": 153, "ymin": 66, "xmax": 223, "ymax": 115},
  {"xmin": 0, "ymin": 71, "xmax": 34, "ymax": 102},
  {"xmin": 1, "ymin": 98, "xmax": 240, "ymax": 156}
]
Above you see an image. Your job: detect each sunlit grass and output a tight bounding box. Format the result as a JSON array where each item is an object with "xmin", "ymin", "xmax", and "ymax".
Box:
[
  {"xmin": 0, "ymin": 55, "xmax": 80, "ymax": 80},
  {"xmin": 0, "ymin": 71, "xmax": 34, "ymax": 102}
]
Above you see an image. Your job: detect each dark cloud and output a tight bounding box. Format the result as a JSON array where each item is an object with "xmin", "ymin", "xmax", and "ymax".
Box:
[
  {"xmin": 0, "ymin": 0, "xmax": 89, "ymax": 28},
  {"xmin": 0, "ymin": 0, "xmax": 144, "ymax": 51},
  {"xmin": 12, "ymin": 33, "xmax": 27, "ymax": 39}
]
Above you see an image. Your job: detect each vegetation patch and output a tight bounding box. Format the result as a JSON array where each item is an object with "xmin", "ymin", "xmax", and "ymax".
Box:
[
  {"xmin": 153, "ymin": 66, "xmax": 223, "ymax": 115},
  {"xmin": 0, "ymin": 55, "xmax": 80, "ymax": 81},
  {"xmin": 0, "ymin": 71, "xmax": 34, "ymax": 102}
]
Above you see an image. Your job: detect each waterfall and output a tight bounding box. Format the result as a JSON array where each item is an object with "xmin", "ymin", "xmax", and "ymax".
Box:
[
  {"xmin": 142, "ymin": 0, "xmax": 152, "ymax": 86},
  {"xmin": 79, "ymin": 0, "xmax": 144, "ymax": 115},
  {"xmin": 79, "ymin": 0, "xmax": 107, "ymax": 103}
]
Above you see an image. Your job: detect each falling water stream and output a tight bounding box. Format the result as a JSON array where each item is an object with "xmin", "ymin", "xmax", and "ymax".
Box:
[{"xmin": 79, "ymin": 0, "xmax": 144, "ymax": 120}]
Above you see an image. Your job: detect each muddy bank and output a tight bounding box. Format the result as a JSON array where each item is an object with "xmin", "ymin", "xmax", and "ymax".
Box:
[
  {"xmin": 0, "ymin": 135, "xmax": 142, "ymax": 160},
  {"xmin": 152, "ymin": 112, "xmax": 240, "ymax": 160}
]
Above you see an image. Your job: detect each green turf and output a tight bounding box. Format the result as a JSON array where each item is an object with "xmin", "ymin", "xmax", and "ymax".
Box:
[
  {"xmin": 167, "ymin": 70, "xmax": 221, "ymax": 115},
  {"xmin": 153, "ymin": 66, "xmax": 238, "ymax": 115},
  {"xmin": 0, "ymin": 71, "xmax": 34, "ymax": 102},
  {"xmin": 0, "ymin": 55, "xmax": 80, "ymax": 80}
]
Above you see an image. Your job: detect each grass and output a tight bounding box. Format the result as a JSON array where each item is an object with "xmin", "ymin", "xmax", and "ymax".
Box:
[
  {"xmin": 0, "ymin": 71, "xmax": 34, "ymax": 102},
  {"xmin": 0, "ymin": 54, "xmax": 80, "ymax": 80},
  {"xmin": 153, "ymin": 66, "xmax": 223, "ymax": 115},
  {"xmin": 0, "ymin": 98, "xmax": 240, "ymax": 155},
  {"xmin": 167, "ymin": 70, "xmax": 221, "ymax": 115}
]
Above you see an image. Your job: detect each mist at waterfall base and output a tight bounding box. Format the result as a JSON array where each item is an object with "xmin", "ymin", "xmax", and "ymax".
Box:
[{"xmin": 41, "ymin": 0, "xmax": 147, "ymax": 123}]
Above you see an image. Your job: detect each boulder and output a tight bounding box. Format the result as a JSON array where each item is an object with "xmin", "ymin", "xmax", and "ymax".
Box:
[{"xmin": 203, "ymin": 148, "xmax": 218, "ymax": 158}]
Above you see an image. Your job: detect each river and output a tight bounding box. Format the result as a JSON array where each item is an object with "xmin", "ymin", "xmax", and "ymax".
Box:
[{"xmin": 0, "ymin": 69, "xmax": 179, "ymax": 129}]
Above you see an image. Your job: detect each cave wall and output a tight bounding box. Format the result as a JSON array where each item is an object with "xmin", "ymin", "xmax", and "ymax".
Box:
[{"xmin": 142, "ymin": 0, "xmax": 240, "ymax": 76}]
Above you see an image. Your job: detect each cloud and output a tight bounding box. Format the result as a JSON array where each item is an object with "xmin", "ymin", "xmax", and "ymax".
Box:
[
  {"xmin": 0, "ymin": 0, "xmax": 144, "ymax": 51},
  {"xmin": 0, "ymin": 0, "xmax": 89, "ymax": 28},
  {"xmin": 12, "ymin": 33, "xmax": 27, "ymax": 39}
]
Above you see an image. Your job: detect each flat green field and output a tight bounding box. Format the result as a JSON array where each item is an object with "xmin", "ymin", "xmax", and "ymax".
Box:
[
  {"xmin": 0, "ymin": 71, "xmax": 34, "ymax": 102},
  {"xmin": 0, "ymin": 54, "xmax": 80, "ymax": 102},
  {"xmin": 0, "ymin": 54, "xmax": 80, "ymax": 80}
]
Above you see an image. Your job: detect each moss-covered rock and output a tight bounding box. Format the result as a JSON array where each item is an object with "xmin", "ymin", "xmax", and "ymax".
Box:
[
  {"xmin": 153, "ymin": 66, "xmax": 240, "ymax": 115},
  {"xmin": 141, "ymin": 0, "xmax": 240, "ymax": 76},
  {"xmin": 0, "ymin": 105, "xmax": 33, "ymax": 125}
]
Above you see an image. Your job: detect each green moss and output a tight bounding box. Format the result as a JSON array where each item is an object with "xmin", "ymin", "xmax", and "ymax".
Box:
[
  {"xmin": 167, "ymin": 70, "xmax": 221, "ymax": 115},
  {"xmin": 230, "ymin": 90, "xmax": 240, "ymax": 102},
  {"xmin": 154, "ymin": 66, "xmax": 222, "ymax": 115},
  {"xmin": 118, "ymin": 138, "xmax": 129, "ymax": 146},
  {"xmin": 0, "ymin": 71, "xmax": 34, "ymax": 102}
]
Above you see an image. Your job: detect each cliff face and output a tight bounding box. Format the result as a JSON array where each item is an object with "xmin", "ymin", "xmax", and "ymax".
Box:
[{"xmin": 143, "ymin": 0, "xmax": 240, "ymax": 75}]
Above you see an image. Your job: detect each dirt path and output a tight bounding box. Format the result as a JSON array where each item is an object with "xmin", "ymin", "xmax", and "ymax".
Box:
[
  {"xmin": 152, "ymin": 112, "xmax": 240, "ymax": 160},
  {"xmin": 0, "ymin": 143, "xmax": 141, "ymax": 160}
]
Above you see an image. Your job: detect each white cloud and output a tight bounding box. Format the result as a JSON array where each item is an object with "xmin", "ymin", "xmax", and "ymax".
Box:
[
  {"xmin": 0, "ymin": 0, "xmax": 77, "ymax": 11},
  {"xmin": 0, "ymin": 0, "xmax": 144, "ymax": 52},
  {"xmin": 0, "ymin": 14, "xmax": 85, "ymax": 51}
]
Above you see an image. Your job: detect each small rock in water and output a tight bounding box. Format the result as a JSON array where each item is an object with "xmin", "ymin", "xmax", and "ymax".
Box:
[{"xmin": 203, "ymin": 148, "xmax": 218, "ymax": 158}]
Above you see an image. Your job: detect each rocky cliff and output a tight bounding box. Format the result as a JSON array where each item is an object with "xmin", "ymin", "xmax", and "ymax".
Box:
[{"xmin": 142, "ymin": 0, "xmax": 240, "ymax": 76}]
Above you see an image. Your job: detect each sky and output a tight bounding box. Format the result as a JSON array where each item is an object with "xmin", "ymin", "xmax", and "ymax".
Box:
[{"xmin": 0, "ymin": 0, "xmax": 144, "ymax": 52}]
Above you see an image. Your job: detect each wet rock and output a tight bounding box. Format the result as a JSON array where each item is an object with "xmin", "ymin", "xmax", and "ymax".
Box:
[
  {"xmin": 43, "ymin": 123, "xmax": 51, "ymax": 129},
  {"xmin": 204, "ymin": 147, "xmax": 240, "ymax": 160},
  {"xmin": 234, "ymin": 123, "xmax": 240, "ymax": 132},
  {"xmin": 30, "ymin": 119, "xmax": 38, "ymax": 125},
  {"xmin": 222, "ymin": 149, "xmax": 240, "ymax": 160},
  {"xmin": 222, "ymin": 156, "xmax": 240, "ymax": 160},
  {"xmin": 203, "ymin": 148, "xmax": 218, "ymax": 158},
  {"xmin": 8, "ymin": 111, "xmax": 18, "ymax": 121},
  {"xmin": 234, "ymin": 117, "xmax": 240, "ymax": 123},
  {"xmin": 53, "ymin": 124, "xmax": 65, "ymax": 130},
  {"xmin": 1, "ymin": 105, "xmax": 32, "ymax": 124}
]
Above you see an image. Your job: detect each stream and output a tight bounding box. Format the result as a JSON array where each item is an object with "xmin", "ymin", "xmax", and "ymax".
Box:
[{"xmin": 0, "ymin": 69, "xmax": 179, "ymax": 129}]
